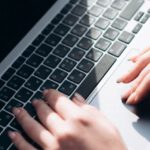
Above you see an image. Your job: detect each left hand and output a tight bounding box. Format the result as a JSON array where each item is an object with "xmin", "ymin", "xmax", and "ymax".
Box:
[
  {"xmin": 8, "ymin": 89, "xmax": 127, "ymax": 150},
  {"xmin": 117, "ymin": 47, "xmax": 150, "ymax": 104}
]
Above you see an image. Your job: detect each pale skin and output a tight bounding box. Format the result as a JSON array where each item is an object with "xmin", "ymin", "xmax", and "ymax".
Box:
[
  {"xmin": 8, "ymin": 47, "xmax": 150, "ymax": 150},
  {"xmin": 117, "ymin": 47, "xmax": 150, "ymax": 104},
  {"xmin": 8, "ymin": 89, "xmax": 127, "ymax": 150}
]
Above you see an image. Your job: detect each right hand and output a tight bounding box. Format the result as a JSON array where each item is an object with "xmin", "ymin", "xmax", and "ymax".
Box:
[{"xmin": 117, "ymin": 47, "xmax": 150, "ymax": 104}]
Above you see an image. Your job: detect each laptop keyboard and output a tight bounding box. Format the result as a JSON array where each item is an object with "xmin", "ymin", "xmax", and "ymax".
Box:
[{"xmin": 0, "ymin": 0, "xmax": 149, "ymax": 149}]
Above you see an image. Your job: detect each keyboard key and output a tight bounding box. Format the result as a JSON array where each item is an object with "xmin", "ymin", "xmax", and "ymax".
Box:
[
  {"xmin": 5, "ymin": 99, "xmax": 23, "ymax": 113},
  {"xmin": 70, "ymin": 0, "xmax": 78, "ymax": 4},
  {"xmin": 44, "ymin": 55, "xmax": 61, "ymax": 68},
  {"xmin": 26, "ymin": 54, "xmax": 44, "ymax": 68},
  {"xmin": 80, "ymin": 14, "xmax": 95, "ymax": 27},
  {"xmin": 34, "ymin": 65, "xmax": 52, "ymax": 80},
  {"xmin": 71, "ymin": 24, "xmax": 87, "ymax": 37},
  {"xmin": 32, "ymin": 34, "xmax": 45, "ymax": 46},
  {"xmin": 1, "ymin": 68, "xmax": 16, "ymax": 81},
  {"xmin": 24, "ymin": 103, "xmax": 36, "ymax": 117},
  {"xmin": 17, "ymin": 64, "xmax": 34, "ymax": 79},
  {"xmin": 76, "ymin": 54, "xmax": 116, "ymax": 98},
  {"xmin": 22, "ymin": 45, "xmax": 35, "ymax": 58},
  {"xmin": 95, "ymin": 17, "xmax": 110, "ymax": 30},
  {"xmin": 50, "ymin": 69, "xmax": 68, "ymax": 83},
  {"xmin": 42, "ymin": 24, "xmax": 54, "ymax": 36},
  {"xmin": 80, "ymin": 0, "xmax": 95, "ymax": 6},
  {"xmin": 77, "ymin": 59, "xmax": 94, "ymax": 73},
  {"xmin": 111, "ymin": 18, "xmax": 127, "ymax": 30},
  {"xmin": 77, "ymin": 37, "xmax": 94, "ymax": 50},
  {"xmin": 63, "ymin": 14, "xmax": 78, "ymax": 26},
  {"xmin": 62, "ymin": 34, "xmax": 79, "ymax": 47},
  {"xmin": 40, "ymin": 80, "xmax": 59, "ymax": 91},
  {"xmin": 12, "ymin": 56, "xmax": 26, "ymax": 69},
  {"xmin": 134, "ymin": 11, "xmax": 144, "ymax": 21},
  {"xmin": 30, "ymin": 91, "xmax": 43, "ymax": 101},
  {"xmin": 0, "ymin": 127, "xmax": 15, "ymax": 150},
  {"xmin": 103, "ymin": 28, "xmax": 119, "ymax": 41},
  {"xmin": 140, "ymin": 14, "xmax": 150, "ymax": 24},
  {"xmin": 103, "ymin": 8, "xmax": 118, "ymax": 20},
  {"xmin": 52, "ymin": 14, "xmax": 64, "ymax": 25},
  {"xmin": 7, "ymin": 75, "xmax": 25, "ymax": 90},
  {"xmin": 86, "ymin": 27, "xmax": 102, "ymax": 40},
  {"xmin": 88, "ymin": 5, "xmax": 103, "ymax": 17},
  {"xmin": 71, "ymin": 5, "xmax": 86, "ymax": 16},
  {"xmin": 61, "ymin": 4, "xmax": 73, "ymax": 14},
  {"xmin": 108, "ymin": 41, "xmax": 127, "ymax": 57},
  {"xmin": 0, "ymin": 80, "xmax": 5, "ymax": 89},
  {"xmin": 132, "ymin": 23, "xmax": 142, "ymax": 34},
  {"xmin": 0, "ymin": 87, "xmax": 15, "ymax": 102},
  {"xmin": 59, "ymin": 58, "xmax": 77, "ymax": 72},
  {"xmin": 59, "ymin": 81, "xmax": 77, "ymax": 96},
  {"xmin": 54, "ymin": 24, "xmax": 70, "ymax": 36},
  {"xmin": 95, "ymin": 38, "xmax": 111, "ymax": 51},
  {"xmin": 15, "ymin": 87, "xmax": 33, "ymax": 102},
  {"xmin": 119, "ymin": 31, "xmax": 134, "ymax": 44},
  {"xmin": 36, "ymin": 44, "xmax": 53, "ymax": 57},
  {"xmin": 68, "ymin": 47, "xmax": 85, "ymax": 61},
  {"xmin": 120, "ymin": 0, "xmax": 144, "ymax": 20},
  {"xmin": 10, "ymin": 119, "xmax": 22, "ymax": 131},
  {"xmin": 45, "ymin": 34, "xmax": 61, "ymax": 46},
  {"xmin": 0, "ymin": 111, "xmax": 13, "ymax": 127},
  {"xmin": 111, "ymin": 0, "xmax": 126, "ymax": 10},
  {"xmin": 86, "ymin": 48, "xmax": 103, "ymax": 62},
  {"xmin": 0, "ymin": 100, "xmax": 5, "ymax": 110},
  {"xmin": 97, "ymin": 0, "xmax": 111, "ymax": 7},
  {"xmin": 53, "ymin": 44, "xmax": 70, "ymax": 58},
  {"xmin": 68, "ymin": 70, "xmax": 86, "ymax": 84},
  {"xmin": 25, "ymin": 76, "xmax": 43, "ymax": 91}
]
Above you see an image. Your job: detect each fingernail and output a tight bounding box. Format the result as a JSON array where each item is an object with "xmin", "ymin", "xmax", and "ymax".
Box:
[
  {"xmin": 127, "ymin": 58, "xmax": 132, "ymax": 61},
  {"xmin": 116, "ymin": 78, "xmax": 122, "ymax": 83},
  {"xmin": 32, "ymin": 99, "xmax": 39, "ymax": 105},
  {"xmin": 8, "ymin": 131, "xmax": 16, "ymax": 139},
  {"xmin": 74, "ymin": 93, "xmax": 85, "ymax": 102},
  {"xmin": 126, "ymin": 93, "xmax": 136, "ymax": 104},
  {"xmin": 13, "ymin": 108, "xmax": 21, "ymax": 116},
  {"xmin": 43, "ymin": 89, "xmax": 49, "ymax": 95}
]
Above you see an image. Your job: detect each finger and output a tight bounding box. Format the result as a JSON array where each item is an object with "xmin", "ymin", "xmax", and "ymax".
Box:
[
  {"xmin": 72, "ymin": 93, "xmax": 87, "ymax": 107},
  {"xmin": 117, "ymin": 52, "xmax": 150, "ymax": 83},
  {"xmin": 129, "ymin": 47, "xmax": 150, "ymax": 62},
  {"xmin": 122, "ymin": 64, "xmax": 150, "ymax": 101},
  {"xmin": 72, "ymin": 93, "xmax": 101, "ymax": 115},
  {"xmin": 43, "ymin": 89, "xmax": 82, "ymax": 119},
  {"xmin": 32, "ymin": 100, "xmax": 65, "ymax": 135},
  {"xmin": 126, "ymin": 73, "xmax": 150, "ymax": 104},
  {"xmin": 8, "ymin": 131, "xmax": 37, "ymax": 150},
  {"xmin": 12, "ymin": 107, "xmax": 54, "ymax": 149}
]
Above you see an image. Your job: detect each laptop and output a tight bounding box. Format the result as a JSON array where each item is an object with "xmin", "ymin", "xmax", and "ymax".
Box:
[{"xmin": 0, "ymin": 0, "xmax": 150, "ymax": 149}]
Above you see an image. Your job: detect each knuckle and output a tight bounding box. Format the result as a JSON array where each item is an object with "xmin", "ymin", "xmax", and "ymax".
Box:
[{"xmin": 56, "ymin": 127, "xmax": 76, "ymax": 142}]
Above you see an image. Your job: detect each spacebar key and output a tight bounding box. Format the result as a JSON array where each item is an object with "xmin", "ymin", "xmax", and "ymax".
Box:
[
  {"xmin": 76, "ymin": 54, "xmax": 116, "ymax": 99},
  {"xmin": 120, "ymin": 0, "xmax": 144, "ymax": 20}
]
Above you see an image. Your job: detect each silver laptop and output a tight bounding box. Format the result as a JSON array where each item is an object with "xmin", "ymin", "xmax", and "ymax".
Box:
[{"xmin": 0, "ymin": 0, "xmax": 150, "ymax": 149}]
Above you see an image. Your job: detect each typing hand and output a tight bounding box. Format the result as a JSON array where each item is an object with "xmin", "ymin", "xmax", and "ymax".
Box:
[
  {"xmin": 117, "ymin": 47, "xmax": 150, "ymax": 104},
  {"xmin": 8, "ymin": 89, "xmax": 127, "ymax": 150}
]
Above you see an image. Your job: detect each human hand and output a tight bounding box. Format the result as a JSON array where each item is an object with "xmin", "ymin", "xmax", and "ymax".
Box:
[
  {"xmin": 8, "ymin": 89, "xmax": 127, "ymax": 150},
  {"xmin": 117, "ymin": 47, "xmax": 150, "ymax": 104}
]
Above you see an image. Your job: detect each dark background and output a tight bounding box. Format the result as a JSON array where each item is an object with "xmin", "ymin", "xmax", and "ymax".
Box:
[{"xmin": 0, "ymin": 0, "xmax": 56, "ymax": 62}]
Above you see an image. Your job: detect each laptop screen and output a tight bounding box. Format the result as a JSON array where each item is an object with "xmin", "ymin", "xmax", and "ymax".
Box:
[{"xmin": 0, "ymin": 0, "xmax": 57, "ymax": 62}]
